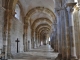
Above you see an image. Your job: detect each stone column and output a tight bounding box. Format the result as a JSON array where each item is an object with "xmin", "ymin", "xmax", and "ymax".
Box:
[
  {"xmin": 31, "ymin": 29, "xmax": 34, "ymax": 49},
  {"xmin": 72, "ymin": 6, "xmax": 80, "ymax": 59},
  {"xmin": 55, "ymin": 26, "xmax": 58, "ymax": 52},
  {"xmin": 67, "ymin": 3, "xmax": 77, "ymax": 59},
  {"xmin": 34, "ymin": 31, "xmax": 38, "ymax": 48},
  {"xmin": 53, "ymin": 33, "xmax": 56, "ymax": 51},
  {"xmin": 35, "ymin": 33, "xmax": 38, "ymax": 48},
  {"xmin": 7, "ymin": 10, "xmax": 12, "ymax": 59},
  {"xmin": 60, "ymin": 9, "xmax": 67, "ymax": 60},
  {"xmin": 78, "ymin": 7, "xmax": 80, "ymax": 59},
  {"xmin": 51, "ymin": 34, "xmax": 54, "ymax": 49},
  {"xmin": 37, "ymin": 33, "xmax": 39, "ymax": 46},
  {"xmin": 53, "ymin": 25, "xmax": 58, "ymax": 52},
  {"xmin": 3, "ymin": 9, "xmax": 13, "ymax": 59},
  {"xmin": 64, "ymin": 8, "xmax": 71, "ymax": 60},
  {"xmin": 33, "ymin": 32, "xmax": 36, "ymax": 48},
  {"xmin": 23, "ymin": 22, "xmax": 28, "ymax": 52},
  {"xmin": 73, "ymin": 6, "xmax": 80, "ymax": 59},
  {"xmin": 0, "ymin": 4, "xmax": 6, "ymax": 59},
  {"xmin": 27, "ymin": 20, "xmax": 31, "ymax": 50},
  {"xmin": 55, "ymin": 8, "xmax": 68, "ymax": 60},
  {"xmin": 38, "ymin": 33, "xmax": 40, "ymax": 46},
  {"xmin": 55, "ymin": 10, "xmax": 62, "ymax": 59}
]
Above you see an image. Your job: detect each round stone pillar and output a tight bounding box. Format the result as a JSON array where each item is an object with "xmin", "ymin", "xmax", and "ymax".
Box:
[
  {"xmin": 23, "ymin": 23, "xmax": 28, "ymax": 52},
  {"xmin": 67, "ymin": 2, "xmax": 77, "ymax": 60},
  {"xmin": 27, "ymin": 20, "xmax": 31, "ymax": 50},
  {"xmin": 55, "ymin": 9, "xmax": 62, "ymax": 60},
  {"xmin": 3, "ymin": 9, "xmax": 13, "ymax": 59}
]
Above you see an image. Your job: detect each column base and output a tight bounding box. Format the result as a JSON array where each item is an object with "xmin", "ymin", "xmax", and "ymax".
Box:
[
  {"xmin": 71, "ymin": 56, "xmax": 78, "ymax": 60},
  {"xmin": 55, "ymin": 54, "xmax": 72, "ymax": 60},
  {"xmin": 7, "ymin": 53, "xmax": 12, "ymax": 59},
  {"xmin": 55, "ymin": 54, "xmax": 62, "ymax": 60}
]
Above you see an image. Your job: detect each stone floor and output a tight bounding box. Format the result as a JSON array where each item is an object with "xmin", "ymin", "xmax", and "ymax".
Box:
[{"xmin": 9, "ymin": 44, "xmax": 58, "ymax": 60}]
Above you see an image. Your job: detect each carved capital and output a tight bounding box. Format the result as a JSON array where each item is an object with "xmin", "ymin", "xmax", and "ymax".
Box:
[
  {"xmin": 66, "ymin": 3, "xmax": 76, "ymax": 7},
  {"xmin": 66, "ymin": 3, "xmax": 76, "ymax": 13}
]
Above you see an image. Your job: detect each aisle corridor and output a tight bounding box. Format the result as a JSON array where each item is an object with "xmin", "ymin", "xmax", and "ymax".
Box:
[{"xmin": 10, "ymin": 45, "xmax": 58, "ymax": 60}]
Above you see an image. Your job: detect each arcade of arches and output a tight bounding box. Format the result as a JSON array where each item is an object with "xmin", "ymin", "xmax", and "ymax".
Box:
[{"xmin": 0, "ymin": 0, "xmax": 80, "ymax": 60}]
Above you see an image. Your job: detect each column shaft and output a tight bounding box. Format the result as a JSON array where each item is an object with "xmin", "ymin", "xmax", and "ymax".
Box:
[{"xmin": 67, "ymin": 4, "xmax": 77, "ymax": 59}]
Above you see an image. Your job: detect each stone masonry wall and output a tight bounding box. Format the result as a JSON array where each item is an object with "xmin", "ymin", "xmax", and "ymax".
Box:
[{"xmin": 10, "ymin": 17, "xmax": 24, "ymax": 54}]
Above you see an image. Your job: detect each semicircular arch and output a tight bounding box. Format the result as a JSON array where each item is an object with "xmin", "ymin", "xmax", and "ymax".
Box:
[{"xmin": 25, "ymin": 7, "xmax": 56, "ymax": 24}]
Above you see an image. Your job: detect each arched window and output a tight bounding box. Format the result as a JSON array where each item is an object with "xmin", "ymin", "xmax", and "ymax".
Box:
[{"xmin": 15, "ymin": 4, "xmax": 20, "ymax": 20}]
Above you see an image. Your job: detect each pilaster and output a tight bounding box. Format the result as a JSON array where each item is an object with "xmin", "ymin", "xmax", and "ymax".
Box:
[{"xmin": 3, "ymin": 8, "xmax": 13, "ymax": 59}]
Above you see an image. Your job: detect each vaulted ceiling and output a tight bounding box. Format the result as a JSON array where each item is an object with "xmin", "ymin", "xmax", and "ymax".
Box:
[
  {"xmin": 4, "ymin": 0, "xmax": 56, "ymax": 41},
  {"xmin": 19, "ymin": 0, "xmax": 55, "ymax": 15},
  {"xmin": 18, "ymin": 0, "xmax": 56, "ymax": 40}
]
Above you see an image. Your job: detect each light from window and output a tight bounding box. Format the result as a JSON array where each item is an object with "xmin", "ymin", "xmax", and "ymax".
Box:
[
  {"xmin": 74, "ymin": 0, "xmax": 77, "ymax": 2},
  {"xmin": 15, "ymin": 4, "xmax": 20, "ymax": 20},
  {"xmin": 49, "ymin": 37, "xmax": 50, "ymax": 41}
]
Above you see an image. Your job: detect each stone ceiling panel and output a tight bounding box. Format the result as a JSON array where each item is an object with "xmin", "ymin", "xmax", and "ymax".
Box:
[
  {"xmin": 33, "ymin": 22, "xmax": 51, "ymax": 30},
  {"xmin": 30, "ymin": 12, "xmax": 52, "ymax": 24},
  {"xmin": 19, "ymin": 0, "xmax": 54, "ymax": 16}
]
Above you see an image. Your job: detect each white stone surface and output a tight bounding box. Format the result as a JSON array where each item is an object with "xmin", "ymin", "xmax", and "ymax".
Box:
[
  {"xmin": 19, "ymin": 0, "xmax": 54, "ymax": 15},
  {"xmin": 11, "ymin": 17, "xmax": 24, "ymax": 54},
  {"xmin": 10, "ymin": 45, "xmax": 58, "ymax": 60}
]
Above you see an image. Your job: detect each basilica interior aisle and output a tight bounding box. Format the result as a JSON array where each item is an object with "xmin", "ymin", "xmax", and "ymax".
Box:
[
  {"xmin": 9, "ymin": 44, "xmax": 58, "ymax": 60},
  {"xmin": 1, "ymin": 0, "xmax": 80, "ymax": 60}
]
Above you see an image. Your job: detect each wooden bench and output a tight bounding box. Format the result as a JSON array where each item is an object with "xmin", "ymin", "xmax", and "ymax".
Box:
[{"xmin": 0, "ymin": 49, "xmax": 5, "ymax": 60}]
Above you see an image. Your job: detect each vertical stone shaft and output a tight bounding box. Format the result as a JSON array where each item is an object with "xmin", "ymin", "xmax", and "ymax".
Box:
[
  {"xmin": 36, "ymin": 33, "xmax": 38, "ymax": 47},
  {"xmin": 73, "ymin": 7, "xmax": 80, "ymax": 59},
  {"xmin": 3, "ymin": 9, "xmax": 12, "ymax": 59},
  {"xmin": 60, "ymin": 10, "xmax": 66, "ymax": 60},
  {"xmin": 27, "ymin": 20, "xmax": 31, "ymax": 50},
  {"xmin": 76, "ymin": 7, "xmax": 80, "ymax": 59},
  {"xmin": 65, "ymin": 8, "xmax": 71, "ymax": 60},
  {"xmin": 57, "ymin": 11, "xmax": 62, "ymax": 57},
  {"xmin": 24, "ymin": 23, "xmax": 27, "ymax": 52},
  {"xmin": 78, "ymin": 9, "xmax": 80, "ymax": 59},
  {"xmin": 67, "ymin": 3, "xmax": 77, "ymax": 59},
  {"xmin": 31, "ymin": 29, "xmax": 34, "ymax": 49},
  {"xmin": 7, "ymin": 10, "xmax": 12, "ymax": 59}
]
